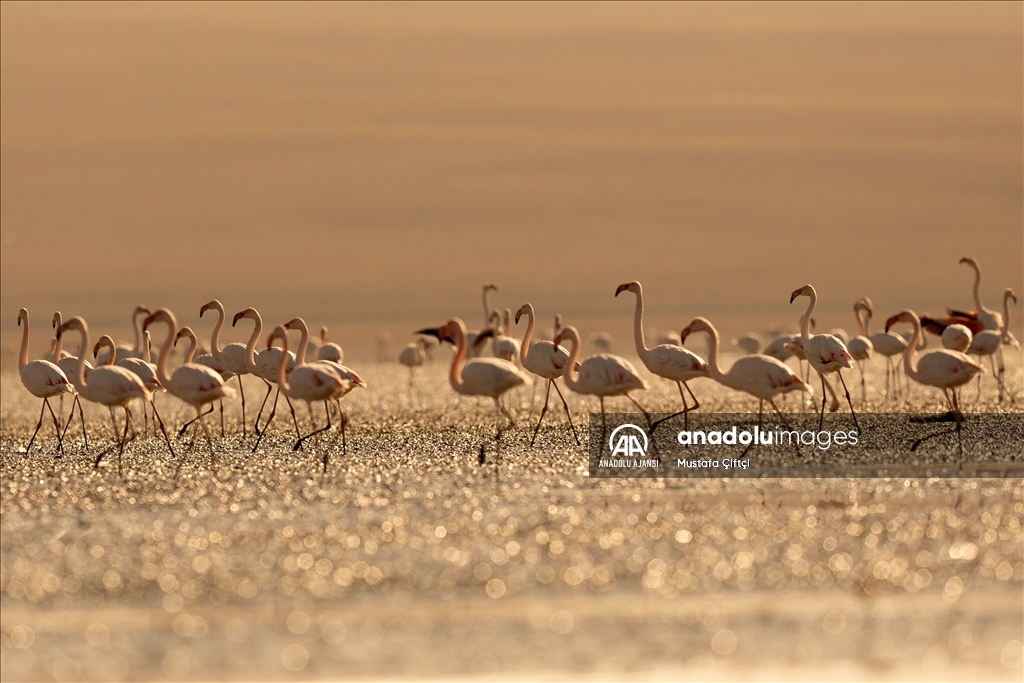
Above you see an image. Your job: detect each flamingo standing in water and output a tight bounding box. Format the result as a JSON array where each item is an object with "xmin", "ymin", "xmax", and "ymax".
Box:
[
  {"xmin": 57, "ymin": 316, "xmax": 153, "ymax": 472},
  {"xmin": 514, "ymin": 303, "xmax": 579, "ymax": 446},
  {"xmin": 143, "ymin": 309, "xmax": 235, "ymax": 455},
  {"xmin": 680, "ymin": 317, "xmax": 809, "ymax": 427},
  {"xmin": 615, "ymin": 281, "xmax": 707, "ymax": 430},
  {"xmin": 791, "ymin": 285, "xmax": 860, "ymax": 433},
  {"xmin": 399, "ymin": 338, "xmax": 429, "ymax": 384},
  {"xmin": 17, "ymin": 309, "xmax": 73, "ymax": 456},
  {"xmin": 554, "ymin": 324, "xmax": 649, "ymax": 442},
  {"xmin": 886, "ymin": 310, "xmax": 982, "ymax": 453},
  {"xmin": 418, "ymin": 317, "xmax": 527, "ymax": 470},
  {"xmin": 861, "ymin": 298, "xmax": 908, "ymax": 399},
  {"xmin": 284, "ymin": 317, "xmax": 367, "ymax": 455},
  {"xmin": 93, "ymin": 333, "xmax": 166, "ymax": 438},
  {"xmin": 232, "ymin": 307, "xmax": 296, "ymax": 446},
  {"xmin": 200, "ymin": 300, "xmax": 251, "ymax": 436},
  {"xmin": 266, "ymin": 325, "xmax": 347, "ymax": 466},
  {"xmin": 847, "ymin": 299, "xmax": 874, "ymax": 403},
  {"xmin": 966, "ymin": 288, "xmax": 1017, "ymax": 402}
]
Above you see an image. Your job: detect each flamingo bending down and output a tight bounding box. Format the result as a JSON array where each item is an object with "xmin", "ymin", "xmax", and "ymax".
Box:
[
  {"xmin": 232, "ymin": 307, "xmax": 296, "ymax": 446},
  {"xmin": 966, "ymin": 288, "xmax": 1017, "ymax": 402},
  {"xmin": 266, "ymin": 326, "xmax": 347, "ymax": 466},
  {"xmin": 17, "ymin": 309, "xmax": 73, "ymax": 456},
  {"xmin": 57, "ymin": 316, "xmax": 152, "ymax": 472},
  {"xmin": 553, "ymin": 324, "xmax": 649, "ymax": 443},
  {"xmin": 861, "ymin": 298, "xmax": 909, "ymax": 399},
  {"xmin": 885, "ymin": 310, "xmax": 983, "ymax": 453},
  {"xmin": 680, "ymin": 317, "xmax": 809, "ymax": 429},
  {"xmin": 317, "ymin": 327, "xmax": 344, "ymax": 364},
  {"xmin": 285, "ymin": 317, "xmax": 367, "ymax": 455},
  {"xmin": 144, "ymin": 309, "xmax": 235, "ymax": 455},
  {"xmin": 791, "ymin": 285, "xmax": 860, "ymax": 433},
  {"xmin": 200, "ymin": 300, "xmax": 251, "ymax": 436},
  {"xmin": 96, "ymin": 306, "xmax": 149, "ymax": 364},
  {"xmin": 93, "ymin": 333, "xmax": 167, "ymax": 438},
  {"xmin": 514, "ymin": 303, "xmax": 579, "ymax": 446},
  {"xmin": 418, "ymin": 317, "xmax": 527, "ymax": 470},
  {"xmin": 847, "ymin": 299, "xmax": 874, "ymax": 403},
  {"xmin": 615, "ymin": 281, "xmax": 707, "ymax": 430}
]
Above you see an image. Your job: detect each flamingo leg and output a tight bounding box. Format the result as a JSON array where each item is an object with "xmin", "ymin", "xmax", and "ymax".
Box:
[
  {"xmin": 252, "ymin": 386, "xmax": 280, "ymax": 453},
  {"xmin": 253, "ymin": 379, "xmax": 273, "ymax": 436},
  {"xmin": 95, "ymin": 407, "xmax": 120, "ymax": 470},
  {"xmin": 551, "ymin": 380, "xmax": 580, "ymax": 445},
  {"xmin": 911, "ymin": 388, "xmax": 965, "ymax": 457},
  {"xmin": 818, "ymin": 372, "xmax": 827, "ymax": 431},
  {"xmin": 196, "ymin": 407, "xmax": 216, "ymax": 458},
  {"xmin": 836, "ymin": 370, "xmax": 861, "ymax": 434},
  {"xmin": 294, "ymin": 401, "xmax": 332, "ymax": 456},
  {"xmin": 858, "ymin": 364, "xmax": 866, "ymax": 404},
  {"xmin": 25, "ymin": 400, "xmax": 47, "ymax": 456},
  {"xmin": 150, "ymin": 398, "xmax": 176, "ymax": 458},
  {"xmin": 44, "ymin": 399, "xmax": 65, "ymax": 458},
  {"xmin": 599, "ymin": 397, "xmax": 607, "ymax": 449},
  {"xmin": 237, "ymin": 375, "xmax": 247, "ymax": 437},
  {"xmin": 118, "ymin": 407, "xmax": 133, "ymax": 476},
  {"xmin": 179, "ymin": 405, "xmax": 215, "ymax": 437},
  {"xmin": 60, "ymin": 394, "xmax": 88, "ymax": 449},
  {"xmin": 219, "ymin": 399, "xmax": 225, "ymax": 438},
  {"xmin": 651, "ymin": 381, "xmax": 699, "ymax": 433},
  {"xmin": 529, "ymin": 379, "xmax": 553, "ymax": 447},
  {"xmin": 626, "ymin": 394, "xmax": 652, "ymax": 429}
]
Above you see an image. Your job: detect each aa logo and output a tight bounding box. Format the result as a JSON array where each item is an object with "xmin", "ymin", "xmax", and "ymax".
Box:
[{"xmin": 608, "ymin": 424, "xmax": 648, "ymax": 457}]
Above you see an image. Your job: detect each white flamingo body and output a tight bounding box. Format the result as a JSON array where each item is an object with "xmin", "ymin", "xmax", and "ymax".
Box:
[
  {"xmin": 144, "ymin": 310, "xmax": 234, "ymax": 410},
  {"xmin": 733, "ymin": 334, "xmax": 762, "ymax": 355},
  {"xmin": 399, "ymin": 340, "xmax": 427, "ymax": 369},
  {"xmin": 287, "ymin": 318, "xmax": 368, "ymax": 399},
  {"xmin": 556, "ymin": 325, "xmax": 647, "ymax": 398},
  {"xmin": 94, "ymin": 335, "xmax": 162, "ymax": 393},
  {"xmin": 941, "ymin": 324, "xmax": 973, "ymax": 352},
  {"xmin": 762, "ymin": 335, "xmax": 796, "ymax": 361},
  {"xmin": 886, "ymin": 310, "xmax": 982, "ymax": 391},
  {"xmin": 17, "ymin": 309, "xmax": 74, "ymax": 455},
  {"xmin": 317, "ymin": 327, "xmax": 344, "ymax": 364}
]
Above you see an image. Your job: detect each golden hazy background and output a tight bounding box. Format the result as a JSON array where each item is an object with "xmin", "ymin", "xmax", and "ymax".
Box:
[{"xmin": 2, "ymin": 1, "xmax": 1021, "ymax": 360}]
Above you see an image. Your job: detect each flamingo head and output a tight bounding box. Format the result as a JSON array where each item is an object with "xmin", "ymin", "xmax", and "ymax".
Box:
[
  {"xmin": 283, "ymin": 317, "xmax": 306, "ymax": 333},
  {"xmin": 484, "ymin": 283, "xmax": 498, "ymax": 293},
  {"xmin": 174, "ymin": 327, "xmax": 196, "ymax": 347},
  {"xmin": 854, "ymin": 298, "xmax": 873, "ymax": 316},
  {"xmin": 885, "ymin": 309, "xmax": 918, "ymax": 333},
  {"xmin": 1006, "ymin": 288, "xmax": 1018, "ymax": 306},
  {"xmin": 143, "ymin": 308, "xmax": 176, "ymax": 332},
  {"xmin": 17, "ymin": 308, "xmax": 28, "ymax": 327},
  {"xmin": 789, "ymin": 284, "xmax": 814, "ymax": 303},
  {"xmin": 51, "ymin": 311, "xmax": 62, "ymax": 329},
  {"xmin": 679, "ymin": 317, "xmax": 712, "ymax": 343},
  {"xmin": 552, "ymin": 324, "xmax": 580, "ymax": 348},
  {"xmin": 56, "ymin": 316, "xmax": 86, "ymax": 340},
  {"xmin": 959, "ymin": 256, "xmax": 979, "ymax": 270},
  {"xmin": 232, "ymin": 307, "xmax": 258, "ymax": 327},
  {"xmin": 320, "ymin": 327, "xmax": 329, "ymax": 344},
  {"xmin": 615, "ymin": 281, "xmax": 641, "ymax": 297},
  {"xmin": 133, "ymin": 305, "xmax": 150, "ymax": 319},
  {"xmin": 199, "ymin": 300, "xmax": 221, "ymax": 317}
]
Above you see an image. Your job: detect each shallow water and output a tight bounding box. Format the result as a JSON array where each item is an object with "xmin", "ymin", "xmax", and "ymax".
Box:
[{"xmin": 2, "ymin": 355, "xmax": 1022, "ymax": 681}]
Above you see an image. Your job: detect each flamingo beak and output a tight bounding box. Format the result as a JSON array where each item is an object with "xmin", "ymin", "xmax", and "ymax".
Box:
[
  {"xmin": 232, "ymin": 312, "xmax": 244, "ymax": 327},
  {"xmin": 142, "ymin": 314, "xmax": 156, "ymax": 330},
  {"xmin": 553, "ymin": 331, "xmax": 564, "ymax": 345},
  {"xmin": 789, "ymin": 290, "xmax": 801, "ymax": 304},
  {"xmin": 200, "ymin": 304, "xmax": 209, "ymax": 316},
  {"xmin": 884, "ymin": 316, "xmax": 898, "ymax": 333},
  {"xmin": 514, "ymin": 310, "xmax": 523, "ymax": 324},
  {"xmin": 679, "ymin": 328, "xmax": 691, "ymax": 343},
  {"xmin": 614, "ymin": 284, "xmax": 630, "ymax": 297},
  {"xmin": 92, "ymin": 343, "xmax": 100, "ymax": 358}
]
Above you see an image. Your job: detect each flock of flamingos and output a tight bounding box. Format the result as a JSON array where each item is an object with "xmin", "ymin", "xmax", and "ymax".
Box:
[{"xmin": 13, "ymin": 256, "xmax": 1019, "ymax": 472}]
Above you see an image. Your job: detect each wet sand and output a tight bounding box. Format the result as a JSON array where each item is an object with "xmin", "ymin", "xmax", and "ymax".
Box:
[{"xmin": 2, "ymin": 354, "xmax": 1022, "ymax": 681}]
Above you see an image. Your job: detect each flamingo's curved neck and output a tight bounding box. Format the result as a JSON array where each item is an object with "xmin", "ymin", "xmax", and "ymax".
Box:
[
  {"xmin": 1000, "ymin": 291, "xmax": 1012, "ymax": 336},
  {"xmin": 630, "ymin": 289, "xmax": 649, "ymax": 356},
  {"xmin": 293, "ymin": 321, "xmax": 310, "ymax": 365},
  {"xmin": 799, "ymin": 292, "xmax": 816, "ymax": 344},
  {"xmin": 155, "ymin": 319, "xmax": 176, "ymax": 388},
  {"xmin": 142, "ymin": 331, "xmax": 152, "ymax": 364},
  {"xmin": 99, "ymin": 337, "xmax": 116, "ymax": 365},
  {"xmin": 483, "ymin": 288, "xmax": 494, "ymax": 326},
  {"xmin": 18, "ymin": 314, "xmax": 29, "ymax": 371},
  {"xmin": 701, "ymin": 324, "xmax": 725, "ymax": 382},
  {"xmin": 968, "ymin": 262, "xmax": 983, "ymax": 311},
  {"xmin": 52, "ymin": 313, "xmax": 64, "ymax": 360},
  {"xmin": 243, "ymin": 315, "xmax": 262, "ymax": 375},
  {"xmin": 209, "ymin": 305, "xmax": 225, "ymax": 359},
  {"xmin": 72, "ymin": 323, "xmax": 90, "ymax": 388},
  {"xmin": 900, "ymin": 318, "xmax": 921, "ymax": 379},
  {"xmin": 180, "ymin": 334, "xmax": 197, "ymax": 364},
  {"xmin": 560, "ymin": 329, "xmax": 582, "ymax": 390},
  {"xmin": 131, "ymin": 309, "xmax": 145, "ymax": 355},
  {"xmin": 856, "ymin": 307, "xmax": 868, "ymax": 337},
  {"xmin": 276, "ymin": 334, "xmax": 291, "ymax": 392},
  {"xmin": 449, "ymin": 323, "xmax": 467, "ymax": 391},
  {"xmin": 519, "ymin": 308, "xmax": 535, "ymax": 366}
]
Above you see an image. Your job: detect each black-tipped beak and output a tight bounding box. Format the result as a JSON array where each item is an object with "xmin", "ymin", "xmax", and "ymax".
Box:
[
  {"xmin": 789, "ymin": 292, "xmax": 798, "ymax": 304},
  {"xmin": 200, "ymin": 305, "xmax": 209, "ymax": 317},
  {"xmin": 679, "ymin": 329, "xmax": 690, "ymax": 343},
  {"xmin": 92, "ymin": 345, "xmax": 100, "ymax": 359},
  {"xmin": 615, "ymin": 284, "xmax": 629, "ymax": 297},
  {"xmin": 232, "ymin": 312, "xmax": 244, "ymax": 327},
  {"xmin": 142, "ymin": 314, "xmax": 156, "ymax": 330},
  {"xmin": 884, "ymin": 316, "xmax": 897, "ymax": 333},
  {"xmin": 416, "ymin": 327, "xmax": 442, "ymax": 340},
  {"xmin": 514, "ymin": 310, "xmax": 523, "ymax": 324}
]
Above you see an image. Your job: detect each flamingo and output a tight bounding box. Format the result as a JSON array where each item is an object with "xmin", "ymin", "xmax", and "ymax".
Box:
[
  {"xmin": 861, "ymin": 298, "xmax": 909, "ymax": 399},
  {"xmin": 93, "ymin": 332, "xmax": 166, "ymax": 437},
  {"xmin": 762, "ymin": 335, "xmax": 797, "ymax": 362},
  {"xmin": 56, "ymin": 316, "xmax": 152, "ymax": 472},
  {"xmin": 95, "ymin": 306, "xmax": 149, "ymax": 365},
  {"xmin": 791, "ymin": 285, "xmax": 860, "ymax": 433},
  {"xmin": 885, "ymin": 310, "xmax": 983, "ymax": 453},
  {"xmin": 17, "ymin": 309, "xmax": 73, "ymax": 456},
  {"xmin": 847, "ymin": 299, "xmax": 874, "ymax": 402},
  {"xmin": 284, "ymin": 317, "xmax": 367, "ymax": 455},
  {"xmin": 50, "ymin": 311, "xmax": 92, "ymax": 445},
  {"xmin": 589, "ymin": 332, "xmax": 614, "ymax": 353},
  {"xmin": 317, "ymin": 327, "xmax": 344, "ymax": 364},
  {"xmin": 200, "ymin": 300, "xmax": 251, "ymax": 436},
  {"xmin": 399, "ymin": 338, "xmax": 429, "ymax": 384},
  {"xmin": 232, "ymin": 307, "xmax": 296, "ymax": 444},
  {"xmin": 941, "ymin": 324, "xmax": 973, "ymax": 353},
  {"xmin": 491, "ymin": 310, "xmax": 521, "ymax": 363},
  {"xmin": 966, "ymin": 288, "xmax": 1017, "ymax": 402},
  {"xmin": 553, "ymin": 324, "xmax": 649, "ymax": 442},
  {"xmin": 733, "ymin": 334, "xmax": 762, "ymax": 355},
  {"xmin": 417, "ymin": 317, "xmax": 527, "ymax": 469},
  {"xmin": 615, "ymin": 281, "xmax": 707, "ymax": 430},
  {"xmin": 143, "ymin": 309, "xmax": 235, "ymax": 454},
  {"xmin": 169, "ymin": 326, "xmax": 228, "ymax": 437},
  {"xmin": 264, "ymin": 325, "xmax": 348, "ymax": 464},
  {"xmin": 784, "ymin": 337, "xmax": 842, "ymax": 412},
  {"xmin": 679, "ymin": 317, "xmax": 810, "ymax": 428},
  {"xmin": 514, "ymin": 303, "xmax": 579, "ymax": 446}
]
